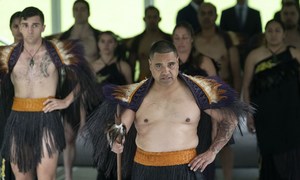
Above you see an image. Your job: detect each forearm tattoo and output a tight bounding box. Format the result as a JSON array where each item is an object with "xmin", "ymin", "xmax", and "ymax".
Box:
[{"xmin": 209, "ymin": 118, "xmax": 236, "ymax": 154}]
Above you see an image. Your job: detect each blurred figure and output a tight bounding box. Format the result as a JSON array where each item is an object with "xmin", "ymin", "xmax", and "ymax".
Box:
[
  {"xmin": 280, "ymin": 1, "xmax": 300, "ymax": 47},
  {"xmin": 9, "ymin": 11, "xmax": 23, "ymax": 43},
  {"xmin": 176, "ymin": 0, "xmax": 204, "ymax": 33},
  {"xmin": 220, "ymin": 0, "xmax": 262, "ymax": 39},
  {"xmin": 195, "ymin": 3, "xmax": 242, "ymax": 180},
  {"xmin": 92, "ymin": 31, "xmax": 132, "ymax": 86},
  {"xmin": 220, "ymin": 0, "xmax": 262, "ymax": 69},
  {"xmin": 0, "ymin": 11, "xmax": 23, "ymax": 180},
  {"xmin": 126, "ymin": 6, "xmax": 171, "ymax": 82},
  {"xmin": 173, "ymin": 22, "xmax": 217, "ymax": 77},
  {"xmin": 274, "ymin": 0, "xmax": 300, "ymax": 26},
  {"xmin": 59, "ymin": 1, "xmax": 101, "ymax": 180},
  {"xmin": 60, "ymin": 0, "xmax": 101, "ymax": 63},
  {"xmin": 243, "ymin": 19, "xmax": 300, "ymax": 180}
]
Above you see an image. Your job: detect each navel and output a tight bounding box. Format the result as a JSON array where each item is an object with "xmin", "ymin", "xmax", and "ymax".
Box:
[
  {"xmin": 185, "ymin": 118, "xmax": 190, "ymax": 122},
  {"xmin": 144, "ymin": 119, "xmax": 149, "ymax": 123}
]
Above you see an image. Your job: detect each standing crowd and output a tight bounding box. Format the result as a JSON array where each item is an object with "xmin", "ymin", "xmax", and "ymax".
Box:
[{"xmin": 0, "ymin": 0, "xmax": 300, "ymax": 180}]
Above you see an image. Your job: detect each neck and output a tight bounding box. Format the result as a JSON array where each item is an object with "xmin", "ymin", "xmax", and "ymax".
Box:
[
  {"xmin": 267, "ymin": 43, "xmax": 285, "ymax": 53},
  {"xmin": 178, "ymin": 50, "xmax": 191, "ymax": 63},
  {"xmin": 200, "ymin": 27, "xmax": 216, "ymax": 38},
  {"xmin": 100, "ymin": 54, "xmax": 115, "ymax": 64},
  {"xmin": 23, "ymin": 39, "xmax": 43, "ymax": 52}
]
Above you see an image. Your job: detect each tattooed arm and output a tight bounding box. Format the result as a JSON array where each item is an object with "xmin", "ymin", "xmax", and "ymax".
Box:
[{"xmin": 188, "ymin": 109, "xmax": 238, "ymax": 172}]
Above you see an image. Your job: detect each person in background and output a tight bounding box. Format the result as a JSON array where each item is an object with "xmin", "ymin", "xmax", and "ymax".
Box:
[
  {"xmin": 195, "ymin": 3, "xmax": 242, "ymax": 180},
  {"xmin": 242, "ymin": 19, "xmax": 300, "ymax": 180},
  {"xmin": 126, "ymin": 6, "xmax": 171, "ymax": 82},
  {"xmin": 176, "ymin": 0, "xmax": 204, "ymax": 33},
  {"xmin": 172, "ymin": 22, "xmax": 217, "ymax": 77},
  {"xmin": 280, "ymin": 1, "xmax": 300, "ymax": 48},
  {"xmin": 0, "ymin": 10, "xmax": 23, "ymax": 180},
  {"xmin": 9, "ymin": 11, "xmax": 23, "ymax": 43},
  {"xmin": 220, "ymin": 0, "xmax": 262, "ymax": 69},
  {"xmin": 274, "ymin": 0, "xmax": 300, "ymax": 26},
  {"xmin": 58, "ymin": 1, "xmax": 101, "ymax": 179}
]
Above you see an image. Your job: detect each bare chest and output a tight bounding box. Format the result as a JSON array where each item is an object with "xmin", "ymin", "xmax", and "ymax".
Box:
[
  {"xmin": 136, "ymin": 92, "xmax": 200, "ymax": 125},
  {"xmin": 138, "ymin": 35, "xmax": 166, "ymax": 60},
  {"xmin": 11, "ymin": 52, "xmax": 58, "ymax": 84}
]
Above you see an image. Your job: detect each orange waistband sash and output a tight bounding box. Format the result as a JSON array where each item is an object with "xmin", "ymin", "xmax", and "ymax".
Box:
[
  {"xmin": 134, "ymin": 147, "xmax": 197, "ymax": 166},
  {"xmin": 12, "ymin": 97, "xmax": 50, "ymax": 112}
]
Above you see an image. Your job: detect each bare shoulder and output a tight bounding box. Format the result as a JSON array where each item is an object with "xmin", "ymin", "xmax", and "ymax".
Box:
[
  {"xmin": 289, "ymin": 47, "xmax": 300, "ymax": 64},
  {"xmin": 246, "ymin": 46, "xmax": 266, "ymax": 64}
]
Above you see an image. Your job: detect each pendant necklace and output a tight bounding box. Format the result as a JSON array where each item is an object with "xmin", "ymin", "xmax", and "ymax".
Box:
[{"xmin": 24, "ymin": 43, "xmax": 43, "ymax": 68}]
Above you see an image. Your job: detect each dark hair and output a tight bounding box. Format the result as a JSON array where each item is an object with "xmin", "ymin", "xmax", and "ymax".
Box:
[
  {"xmin": 145, "ymin": 6, "xmax": 159, "ymax": 16},
  {"xmin": 265, "ymin": 19, "xmax": 286, "ymax": 31},
  {"xmin": 99, "ymin": 31, "xmax": 126, "ymax": 62},
  {"xmin": 173, "ymin": 22, "xmax": 195, "ymax": 37},
  {"xmin": 74, "ymin": 0, "xmax": 90, "ymax": 14},
  {"xmin": 149, "ymin": 40, "xmax": 178, "ymax": 59},
  {"xmin": 20, "ymin": 6, "xmax": 44, "ymax": 24},
  {"xmin": 9, "ymin": 11, "xmax": 21, "ymax": 28}
]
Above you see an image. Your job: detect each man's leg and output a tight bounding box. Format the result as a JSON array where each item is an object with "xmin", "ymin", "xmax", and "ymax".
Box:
[
  {"xmin": 63, "ymin": 122, "xmax": 76, "ymax": 180},
  {"xmin": 36, "ymin": 135, "xmax": 59, "ymax": 180},
  {"xmin": 11, "ymin": 163, "xmax": 34, "ymax": 180},
  {"xmin": 36, "ymin": 152, "xmax": 59, "ymax": 180}
]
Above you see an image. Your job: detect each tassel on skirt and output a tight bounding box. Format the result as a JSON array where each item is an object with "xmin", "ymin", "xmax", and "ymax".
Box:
[{"xmin": 1, "ymin": 97, "xmax": 65, "ymax": 173}]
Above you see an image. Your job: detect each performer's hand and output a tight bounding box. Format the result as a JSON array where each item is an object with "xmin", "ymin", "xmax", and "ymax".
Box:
[
  {"xmin": 188, "ymin": 150, "xmax": 216, "ymax": 172},
  {"xmin": 247, "ymin": 115, "xmax": 256, "ymax": 134},
  {"xmin": 111, "ymin": 139, "xmax": 124, "ymax": 154},
  {"xmin": 43, "ymin": 98, "xmax": 69, "ymax": 112}
]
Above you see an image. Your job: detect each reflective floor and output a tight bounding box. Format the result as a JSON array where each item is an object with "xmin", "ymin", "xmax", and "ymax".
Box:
[{"xmin": 56, "ymin": 166, "xmax": 259, "ymax": 180}]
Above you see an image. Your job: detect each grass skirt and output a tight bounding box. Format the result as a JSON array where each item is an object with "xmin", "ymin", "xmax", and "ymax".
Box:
[{"xmin": 1, "ymin": 111, "xmax": 65, "ymax": 173}]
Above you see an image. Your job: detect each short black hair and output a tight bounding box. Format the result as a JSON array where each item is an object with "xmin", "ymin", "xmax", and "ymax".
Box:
[
  {"xmin": 145, "ymin": 6, "xmax": 159, "ymax": 16},
  {"xmin": 74, "ymin": 0, "xmax": 90, "ymax": 14},
  {"xmin": 149, "ymin": 40, "xmax": 178, "ymax": 59},
  {"xmin": 20, "ymin": 6, "xmax": 44, "ymax": 24},
  {"xmin": 9, "ymin": 11, "xmax": 21, "ymax": 28}
]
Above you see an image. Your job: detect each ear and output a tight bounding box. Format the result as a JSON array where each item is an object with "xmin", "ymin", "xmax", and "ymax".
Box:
[{"xmin": 42, "ymin": 25, "xmax": 46, "ymax": 32}]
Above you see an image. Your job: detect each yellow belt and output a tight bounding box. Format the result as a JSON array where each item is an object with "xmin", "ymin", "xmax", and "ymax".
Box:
[
  {"xmin": 12, "ymin": 97, "xmax": 52, "ymax": 112},
  {"xmin": 134, "ymin": 147, "xmax": 196, "ymax": 166}
]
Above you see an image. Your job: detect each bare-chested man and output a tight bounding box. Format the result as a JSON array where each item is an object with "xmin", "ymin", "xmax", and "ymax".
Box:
[
  {"xmin": 60, "ymin": 0, "xmax": 100, "ymax": 64},
  {"xmin": 59, "ymin": 1, "xmax": 101, "ymax": 179},
  {"xmin": 126, "ymin": 6, "xmax": 171, "ymax": 82},
  {"xmin": 280, "ymin": 1, "xmax": 300, "ymax": 48},
  {"xmin": 194, "ymin": 3, "xmax": 242, "ymax": 180},
  {"xmin": 0, "ymin": 6, "xmax": 97, "ymax": 180},
  {"xmin": 85, "ymin": 40, "xmax": 252, "ymax": 180}
]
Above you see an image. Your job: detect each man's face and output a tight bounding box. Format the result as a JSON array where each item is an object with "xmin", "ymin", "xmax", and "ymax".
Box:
[
  {"xmin": 281, "ymin": 5, "xmax": 299, "ymax": 29},
  {"xmin": 149, "ymin": 52, "xmax": 179, "ymax": 86},
  {"xmin": 144, "ymin": 9, "xmax": 161, "ymax": 31},
  {"xmin": 20, "ymin": 15, "xmax": 45, "ymax": 44},
  {"xmin": 73, "ymin": 2, "xmax": 89, "ymax": 24},
  {"xmin": 10, "ymin": 17, "xmax": 23, "ymax": 42},
  {"xmin": 198, "ymin": 4, "xmax": 217, "ymax": 29}
]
